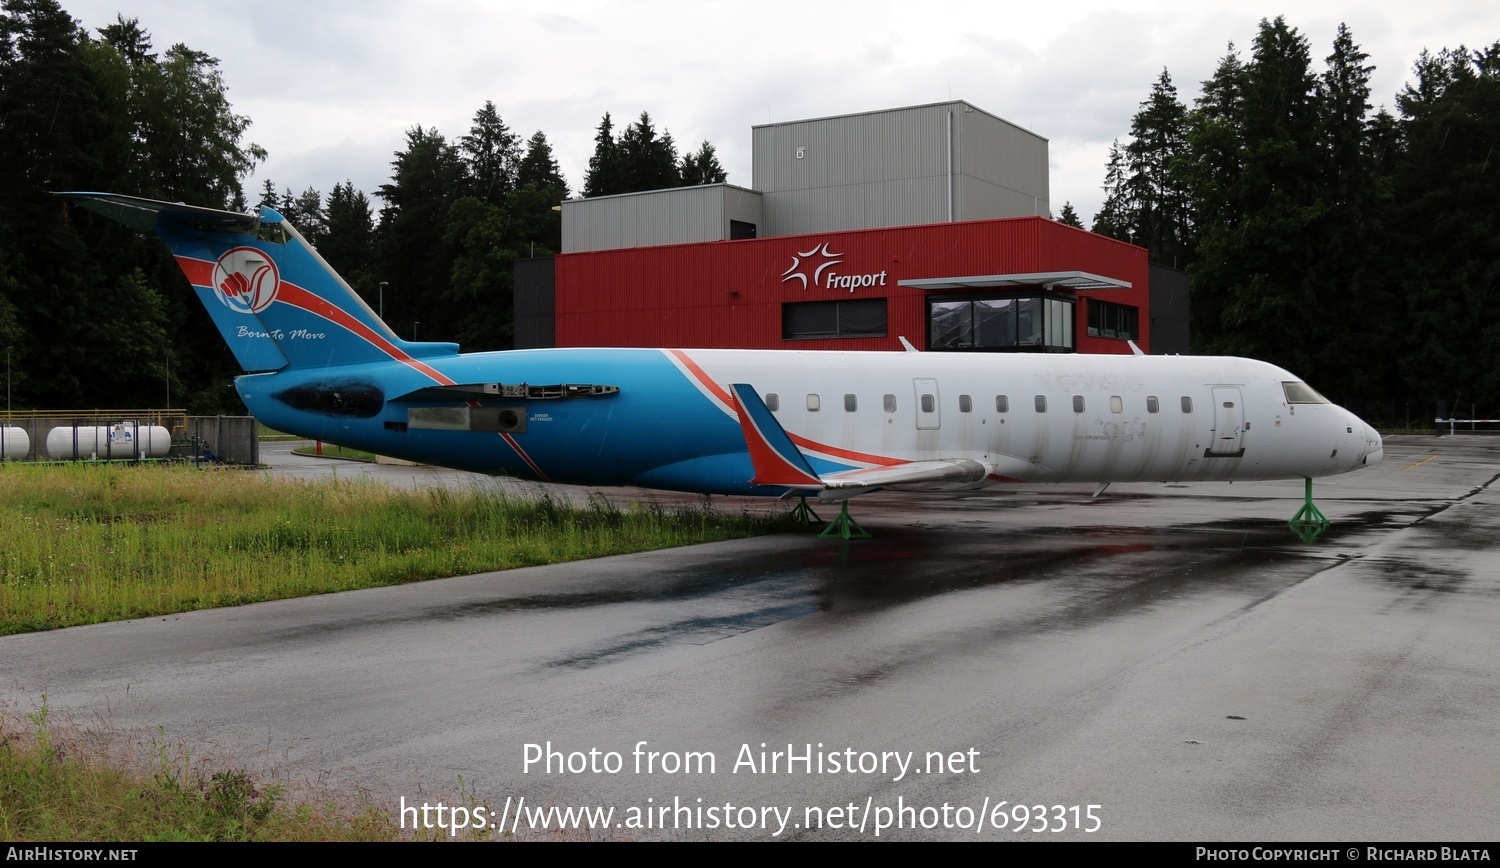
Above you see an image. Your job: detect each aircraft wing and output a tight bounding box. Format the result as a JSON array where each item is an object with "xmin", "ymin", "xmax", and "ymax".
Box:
[
  {"xmin": 820, "ymin": 459, "xmax": 988, "ymax": 491},
  {"xmin": 728, "ymin": 383, "xmax": 988, "ymax": 495}
]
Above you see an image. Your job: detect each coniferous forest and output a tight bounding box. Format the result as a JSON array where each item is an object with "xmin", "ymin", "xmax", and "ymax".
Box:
[
  {"xmin": 1086, "ymin": 17, "xmax": 1500, "ymax": 418},
  {"xmin": 0, "ymin": 0, "xmax": 723, "ymax": 413},
  {"xmin": 2, "ymin": 3, "xmax": 1495, "ymax": 420}
]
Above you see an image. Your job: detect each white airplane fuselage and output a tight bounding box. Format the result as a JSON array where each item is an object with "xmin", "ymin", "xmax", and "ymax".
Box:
[
  {"xmin": 646, "ymin": 348, "xmax": 1381, "ymax": 488},
  {"xmin": 61, "ymin": 192, "xmax": 1382, "ymax": 501},
  {"xmin": 237, "ymin": 346, "xmax": 1383, "ymax": 496}
]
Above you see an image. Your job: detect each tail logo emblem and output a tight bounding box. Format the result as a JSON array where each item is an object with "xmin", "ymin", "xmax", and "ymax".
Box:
[{"xmin": 211, "ymin": 246, "xmax": 280, "ymax": 314}]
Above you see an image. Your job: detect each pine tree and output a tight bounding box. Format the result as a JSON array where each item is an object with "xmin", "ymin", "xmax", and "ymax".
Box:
[
  {"xmin": 375, "ymin": 126, "xmax": 467, "ymax": 341},
  {"xmin": 512, "ymin": 131, "xmax": 568, "ymax": 254},
  {"xmin": 323, "ymin": 180, "xmax": 375, "ymax": 284},
  {"xmin": 583, "ymin": 112, "xmax": 622, "ymax": 196},
  {"xmin": 290, "ymin": 186, "xmax": 327, "ymax": 247},
  {"xmin": 1390, "ymin": 43, "xmax": 1500, "ymax": 409},
  {"xmin": 680, "ymin": 141, "xmax": 727, "ymax": 185},
  {"xmin": 1092, "ymin": 140, "xmax": 1131, "ymax": 239},
  {"xmin": 460, "ymin": 100, "xmax": 520, "ymax": 206},
  {"xmin": 1125, "ymin": 69, "xmax": 1192, "ymax": 266},
  {"xmin": 618, "ymin": 111, "xmax": 680, "ymax": 192},
  {"xmin": 1307, "ymin": 23, "xmax": 1394, "ymax": 400}
]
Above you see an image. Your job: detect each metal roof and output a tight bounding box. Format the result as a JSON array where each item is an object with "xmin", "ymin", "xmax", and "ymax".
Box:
[{"xmin": 898, "ymin": 271, "xmax": 1131, "ymax": 292}]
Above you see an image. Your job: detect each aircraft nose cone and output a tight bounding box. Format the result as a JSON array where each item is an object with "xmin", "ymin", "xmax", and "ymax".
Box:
[{"xmin": 1363, "ymin": 422, "xmax": 1383, "ymax": 466}]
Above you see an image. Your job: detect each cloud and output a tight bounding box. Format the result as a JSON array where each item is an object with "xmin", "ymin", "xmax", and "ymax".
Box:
[{"xmin": 58, "ymin": 0, "xmax": 1500, "ymax": 225}]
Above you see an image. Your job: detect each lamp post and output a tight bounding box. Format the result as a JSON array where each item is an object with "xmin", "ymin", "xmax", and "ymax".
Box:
[{"xmin": 377, "ymin": 281, "xmax": 388, "ymax": 320}]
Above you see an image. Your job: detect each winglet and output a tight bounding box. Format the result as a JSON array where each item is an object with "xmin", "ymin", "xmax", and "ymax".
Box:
[
  {"xmin": 899, "ymin": 336, "xmax": 919, "ymax": 352},
  {"xmin": 1128, "ymin": 340, "xmax": 1145, "ymax": 356},
  {"xmin": 729, "ymin": 384, "xmax": 824, "ymax": 488}
]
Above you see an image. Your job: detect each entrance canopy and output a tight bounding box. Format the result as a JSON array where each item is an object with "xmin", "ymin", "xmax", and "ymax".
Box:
[{"xmin": 898, "ymin": 270, "xmax": 1131, "ymax": 292}]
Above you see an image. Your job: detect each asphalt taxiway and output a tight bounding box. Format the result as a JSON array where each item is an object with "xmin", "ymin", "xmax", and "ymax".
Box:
[{"xmin": 2, "ymin": 435, "xmax": 1496, "ymax": 840}]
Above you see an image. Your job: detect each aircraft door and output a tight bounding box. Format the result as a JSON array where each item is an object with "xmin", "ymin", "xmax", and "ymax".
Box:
[
  {"xmin": 914, "ymin": 378, "xmax": 940, "ymax": 430},
  {"xmin": 1209, "ymin": 386, "xmax": 1244, "ymax": 455}
]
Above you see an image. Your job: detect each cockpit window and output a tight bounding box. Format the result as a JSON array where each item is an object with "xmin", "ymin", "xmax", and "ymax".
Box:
[{"xmin": 1282, "ymin": 381, "xmax": 1329, "ymax": 404}]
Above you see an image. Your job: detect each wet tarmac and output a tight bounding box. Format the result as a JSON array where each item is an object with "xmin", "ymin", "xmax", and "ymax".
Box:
[{"xmin": 3, "ymin": 435, "xmax": 1497, "ymax": 840}]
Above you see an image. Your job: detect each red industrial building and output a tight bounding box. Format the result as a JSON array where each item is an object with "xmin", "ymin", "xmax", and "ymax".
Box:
[
  {"xmin": 553, "ymin": 215, "xmax": 1151, "ymax": 353},
  {"xmin": 515, "ymin": 102, "xmax": 1186, "ymax": 355}
]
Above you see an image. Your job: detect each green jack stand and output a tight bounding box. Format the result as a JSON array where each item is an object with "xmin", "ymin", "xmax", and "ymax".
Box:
[
  {"xmin": 1288, "ymin": 476, "xmax": 1331, "ymax": 543},
  {"xmin": 790, "ymin": 496, "xmax": 822, "ymax": 526},
  {"xmin": 818, "ymin": 500, "xmax": 871, "ymax": 540}
]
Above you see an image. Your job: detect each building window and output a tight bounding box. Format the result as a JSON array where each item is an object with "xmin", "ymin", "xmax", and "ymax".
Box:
[
  {"xmin": 927, "ymin": 294, "xmax": 1074, "ymax": 353},
  {"xmin": 1088, "ymin": 299, "xmax": 1140, "ymax": 340},
  {"xmin": 730, "ymin": 220, "xmax": 757, "ymax": 240},
  {"xmin": 783, "ymin": 299, "xmax": 887, "ymax": 339}
]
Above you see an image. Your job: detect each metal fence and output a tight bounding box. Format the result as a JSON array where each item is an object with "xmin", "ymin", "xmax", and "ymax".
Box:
[
  {"xmin": 177, "ymin": 415, "xmax": 260, "ymax": 465},
  {"xmin": 0, "ymin": 410, "xmax": 260, "ymax": 465}
]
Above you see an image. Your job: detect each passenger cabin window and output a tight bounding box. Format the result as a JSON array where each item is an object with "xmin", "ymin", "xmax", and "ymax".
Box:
[
  {"xmin": 1181, "ymin": 396, "xmax": 1193, "ymax": 413},
  {"xmin": 959, "ymin": 395, "xmax": 972, "ymax": 413},
  {"xmin": 844, "ymin": 394, "xmax": 857, "ymax": 412},
  {"xmin": 1073, "ymin": 395, "xmax": 1085, "ymax": 414},
  {"xmin": 807, "ymin": 394, "xmax": 820, "ymax": 412},
  {"xmin": 996, "ymin": 395, "xmax": 1009, "ymax": 413},
  {"xmin": 921, "ymin": 394, "xmax": 935, "ymax": 413},
  {"xmin": 1110, "ymin": 396, "xmax": 1123, "ymax": 414},
  {"xmin": 1035, "ymin": 395, "xmax": 1047, "ymax": 413},
  {"xmin": 1147, "ymin": 396, "xmax": 1160, "ymax": 414},
  {"xmin": 883, "ymin": 394, "xmax": 897, "ymax": 413},
  {"xmin": 766, "ymin": 393, "xmax": 779, "ymax": 412}
]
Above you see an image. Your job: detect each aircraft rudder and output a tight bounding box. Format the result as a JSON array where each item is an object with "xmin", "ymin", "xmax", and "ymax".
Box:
[{"xmin": 65, "ymin": 193, "xmax": 453, "ymax": 374}]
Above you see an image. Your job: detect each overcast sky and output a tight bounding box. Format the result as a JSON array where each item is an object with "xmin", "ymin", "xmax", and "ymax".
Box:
[{"xmin": 59, "ymin": 0, "xmax": 1500, "ymax": 224}]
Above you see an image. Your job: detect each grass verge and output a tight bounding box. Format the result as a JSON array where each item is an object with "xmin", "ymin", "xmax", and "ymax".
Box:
[
  {"xmin": 0, "ymin": 461, "xmax": 788, "ymax": 636},
  {"xmin": 0, "ymin": 702, "xmax": 404, "ymax": 841}
]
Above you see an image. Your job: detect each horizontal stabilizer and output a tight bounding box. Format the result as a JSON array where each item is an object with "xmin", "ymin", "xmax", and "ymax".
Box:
[{"xmin": 59, "ymin": 192, "xmax": 259, "ymax": 235}]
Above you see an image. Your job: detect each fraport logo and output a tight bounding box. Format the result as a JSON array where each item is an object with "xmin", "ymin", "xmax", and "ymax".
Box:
[
  {"xmin": 211, "ymin": 246, "xmax": 280, "ymax": 314},
  {"xmin": 780, "ymin": 242, "xmax": 888, "ymax": 293}
]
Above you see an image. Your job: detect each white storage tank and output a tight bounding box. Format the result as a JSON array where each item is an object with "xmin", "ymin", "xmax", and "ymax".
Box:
[
  {"xmin": 0, "ymin": 426, "xmax": 29, "ymax": 460},
  {"xmin": 45, "ymin": 422, "xmax": 171, "ymax": 460}
]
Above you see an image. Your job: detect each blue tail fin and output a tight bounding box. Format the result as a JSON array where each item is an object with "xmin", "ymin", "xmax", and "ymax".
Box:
[{"xmin": 61, "ymin": 192, "xmax": 459, "ymax": 373}]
